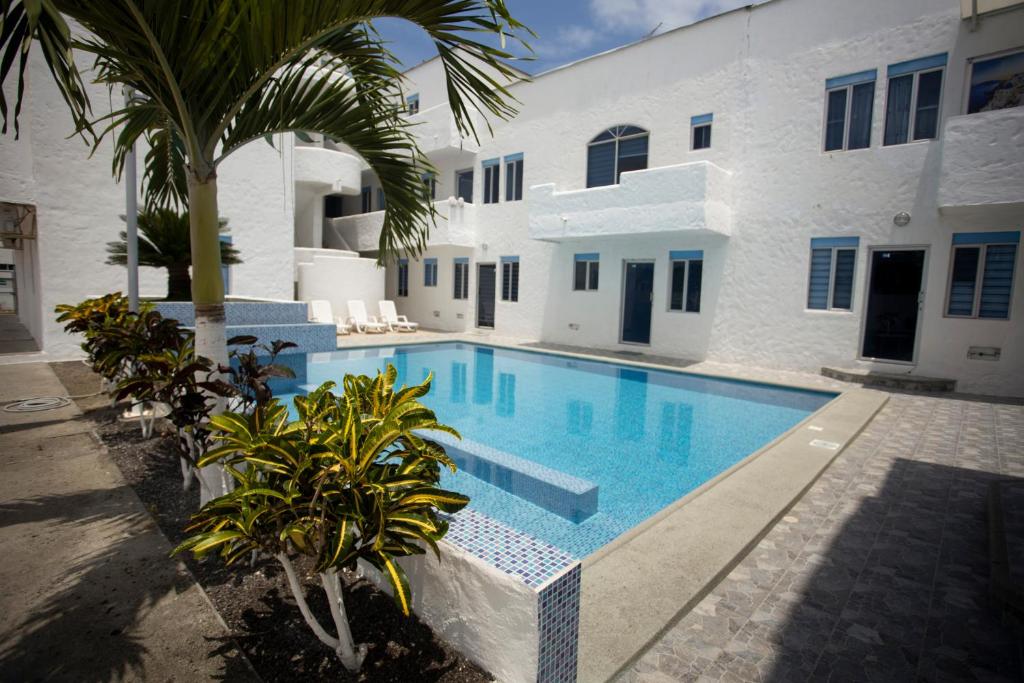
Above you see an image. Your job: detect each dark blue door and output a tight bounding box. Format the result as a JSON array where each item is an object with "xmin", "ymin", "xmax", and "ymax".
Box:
[{"xmin": 621, "ymin": 261, "xmax": 654, "ymax": 344}]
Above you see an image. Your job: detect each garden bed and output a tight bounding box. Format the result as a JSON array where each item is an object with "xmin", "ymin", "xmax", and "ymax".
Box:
[{"xmin": 50, "ymin": 360, "xmax": 492, "ymax": 683}]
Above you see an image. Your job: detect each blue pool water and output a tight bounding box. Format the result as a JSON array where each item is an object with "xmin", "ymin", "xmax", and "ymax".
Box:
[{"xmin": 272, "ymin": 342, "xmax": 834, "ymax": 558}]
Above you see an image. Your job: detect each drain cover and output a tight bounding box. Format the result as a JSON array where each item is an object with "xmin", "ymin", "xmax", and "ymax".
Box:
[{"xmin": 3, "ymin": 397, "xmax": 72, "ymax": 413}]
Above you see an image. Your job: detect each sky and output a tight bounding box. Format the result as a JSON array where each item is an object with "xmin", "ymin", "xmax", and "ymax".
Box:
[{"xmin": 375, "ymin": 0, "xmax": 755, "ymax": 75}]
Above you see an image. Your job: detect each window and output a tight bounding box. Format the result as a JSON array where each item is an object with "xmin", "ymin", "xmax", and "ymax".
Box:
[
  {"xmin": 690, "ymin": 114, "xmax": 713, "ymax": 150},
  {"xmin": 504, "ymin": 153, "xmax": 523, "ymax": 201},
  {"xmin": 668, "ymin": 250, "xmax": 703, "ymax": 312},
  {"xmin": 573, "ymin": 253, "xmax": 599, "ymax": 291},
  {"xmin": 946, "ymin": 231, "xmax": 1019, "ymax": 319},
  {"xmin": 455, "ymin": 169, "xmax": 473, "ymax": 202},
  {"xmin": 453, "ymin": 258, "xmax": 469, "ymax": 299},
  {"xmin": 586, "ymin": 125, "xmax": 649, "ymax": 188},
  {"xmin": 360, "ymin": 186, "xmax": 372, "ymax": 213},
  {"xmin": 406, "ymin": 93, "xmax": 420, "ymax": 115},
  {"xmin": 884, "ymin": 53, "xmax": 946, "ymax": 145},
  {"xmin": 482, "ymin": 158, "xmax": 500, "ymax": 204},
  {"xmin": 967, "ymin": 49, "xmax": 1024, "ymax": 114},
  {"xmin": 823, "ymin": 70, "xmax": 876, "ymax": 151},
  {"xmin": 501, "ymin": 256, "xmax": 519, "ymax": 301},
  {"xmin": 422, "ymin": 172, "xmax": 436, "ymax": 200},
  {"xmin": 377, "ymin": 188, "xmax": 386, "ymax": 211},
  {"xmin": 397, "ymin": 259, "xmax": 409, "ymax": 297},
  {"xmin": 424, "ymin": 257, "xmax": 438, "ymax": 287},
  {"xmin": 807, "ymin": 237, "xmax": 859, "ymax": 310}
]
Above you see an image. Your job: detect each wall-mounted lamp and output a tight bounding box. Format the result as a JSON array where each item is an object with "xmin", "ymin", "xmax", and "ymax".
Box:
[{"xmin": 893, "ymin": 211, "xmax": 911, "ymax": 227}]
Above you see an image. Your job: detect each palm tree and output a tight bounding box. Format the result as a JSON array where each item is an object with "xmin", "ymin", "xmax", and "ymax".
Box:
[
  {"xmin": 106, "ymin": 209, "xmax": 240, "ymax": 301},
  {"xmin": 1, "ymin": 0, "xmax": 529, "ymax": 502}
]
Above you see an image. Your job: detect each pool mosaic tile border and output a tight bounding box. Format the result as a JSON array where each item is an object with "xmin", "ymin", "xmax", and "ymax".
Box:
[{"xmin": 537, "ymin": 564, "xmax": 582, "ymax": 683}]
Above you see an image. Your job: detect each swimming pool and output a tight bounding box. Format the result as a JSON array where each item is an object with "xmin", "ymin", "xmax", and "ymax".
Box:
[{"xmin": 274, "ymin": 342, "xmax": 835, "ymax": 559}]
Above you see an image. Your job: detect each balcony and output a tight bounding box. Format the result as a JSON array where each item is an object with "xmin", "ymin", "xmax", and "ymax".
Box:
[
  {"xmin": 294, "ymin": 143, "xmax": 363, "ymax": 195},
  {"xmin": 938, "ymin": 107, "xmax": 1024, "ymax": 215},
  {"xmin": 528, "ymin": 161, "xmax": 733, "ymax": 242},
  {"xmin": 325, "ymin": 199, "xmax": 477, "ymax": 252},
  {"xmin": 408, "ymin": 102, "xmax": 481, "ymax": 157}
]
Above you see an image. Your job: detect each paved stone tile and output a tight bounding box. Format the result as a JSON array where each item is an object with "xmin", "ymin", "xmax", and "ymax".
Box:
[{"xmin": 618, "ymin": 393, "xmax": 1024, "ymax": 683}]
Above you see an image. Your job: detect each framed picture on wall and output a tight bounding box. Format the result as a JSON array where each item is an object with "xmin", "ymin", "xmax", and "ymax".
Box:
[{"xmin": 967, "ymin": 48, "xmax": 1024, "ymax": 114}]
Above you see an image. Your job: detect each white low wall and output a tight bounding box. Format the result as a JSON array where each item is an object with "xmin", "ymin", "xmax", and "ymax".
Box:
[
  {"xmin": 295, "ymin": 251, "xmax": 386, "ymax": 321},
  {"xmin": 359, "ymin": 540, "xmax": 540, "ymax": 683}
]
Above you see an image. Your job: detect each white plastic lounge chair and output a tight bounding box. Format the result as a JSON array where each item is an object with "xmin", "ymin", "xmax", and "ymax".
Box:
[
  {"xmin": 308, "ymin": 299, "xmax": 351, "ymax": 335},
  {"xmin": 378, "ymin": 300, "xmax": 419, "ymax": 332},
  {"xmin": 346, "ymin": 300, "xmax": 387, "ymax": 333}
]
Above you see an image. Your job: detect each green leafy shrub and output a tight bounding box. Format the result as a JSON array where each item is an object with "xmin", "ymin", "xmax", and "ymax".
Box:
[{"xmin": 174, "ymin": 365, "xmax": 469, "ymax": 671}]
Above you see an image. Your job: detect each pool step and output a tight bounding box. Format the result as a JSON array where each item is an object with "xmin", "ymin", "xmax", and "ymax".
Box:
[
  {"xmin": 427, "ymin": 432, "xmax": 599, "ymax": 523},
  {"xmin": 821, "ymin": 366, "xmax": 956, "ymax": 392}
]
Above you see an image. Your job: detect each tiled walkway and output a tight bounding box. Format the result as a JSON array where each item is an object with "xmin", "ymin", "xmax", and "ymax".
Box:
[{"xmin": 618, "ymin": 393, "xmax": 1024, "ymax": 682}]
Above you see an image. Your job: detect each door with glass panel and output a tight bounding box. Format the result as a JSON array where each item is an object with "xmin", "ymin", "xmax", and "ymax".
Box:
[
  {"xmin": 621, "ymin": 261, "xmax": 654, "ymax": 344},
  {"xmin": 861, "ymin": 249, "xmax": 926, "ymax": 362},
  {"xmin": 476, "ymin": 263, "xmax": 496, "ymax": 328}
]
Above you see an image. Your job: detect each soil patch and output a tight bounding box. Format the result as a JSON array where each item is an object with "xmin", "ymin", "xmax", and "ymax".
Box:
[{"xmin": 50, "ymin": 360, "xmax": 492, "ymax": 683}]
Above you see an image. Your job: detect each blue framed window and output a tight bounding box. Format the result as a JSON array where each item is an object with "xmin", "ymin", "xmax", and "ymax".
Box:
[
  {"xmin": 423, "ymin": 258, "xmax": 438, "ymax": 287},
  {"xmin": 422, "ymin": 172, "xmax": 436, "ymax": 200},
  {"xmin": 669, "ymin": 250, "xmax": 703, "ymax": 312},
  {"xmin": 360, "ymin": 186, "xmax": 372, "ymax": 213},
  {"xmin": 406, "ymin": 93, "xmax": 420, "ymax": 115},
  {"xmin": 573, "ymin": 253, "xmax": 599, "ymax": 291},
  {"xmin": 377, "ymin": 188, "xmax": 386, "ymax": 211},
  {"xmin": 691, "ymin": 114, "xmax": 712, "ymax": 151},
  {"xmin": 501, "ymin": 256, "xmax": 519, "ymax": 301},
  {"xmin": 807, "ymin": 237, "xmax": 859, "ymax": 311},
  {"xmin": 586, "ymin": 125, "xmax": 648, "ymax": 188},
  {"xmin": 946, "ymin": 231, "xmax": 1019, "ymax": 319},
  {"xmin": 482, "ymin": 158, "xmax": 500, "ymax": 204},
  {"xmin": 455, "ymin": 168, "xmax": 473, "ymax": 202},
  {"xmin": 397, "ymin": 258, "xmax": 409, "ymax": 297},
  {"xmin": 824, "ymin": 70, "xmax": 876, "ymax": 151},
  {"xmin": 504, "ymin": 153, "xmax": 523, "ymax": 201},
  {"xmin": 453, "ymin": 257, "xmax": 469, "ymax": 299},
  {"xmin": 884, "ymin": 53, "xmax": 946, "ymax": 145},
  {"xmin": 219, "ymin": 235, "xmax": 232, "ymax": 295}
]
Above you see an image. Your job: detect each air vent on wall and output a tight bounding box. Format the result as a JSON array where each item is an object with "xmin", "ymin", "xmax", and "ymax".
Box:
[{"xmin": 967, "ymin": 346, "xmax": 1000, "ymax": 361}]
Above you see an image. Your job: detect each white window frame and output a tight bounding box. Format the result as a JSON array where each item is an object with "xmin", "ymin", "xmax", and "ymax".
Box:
[
  {"xmin": 406, "ymin": 93, "xmax": 420, "ymax": 115},
  {"xmin": 691, "ymin": 123, "xmax": 712, "ymax": 150},
  {"xmin": 501, "ymin": 260, "xmax": 519, "ymax": 302},
  {"xmin": 822, "ymin": 80, "xmax": 874, "ymax": 152},
  {"xmin": 586, "ymin": 127, "xmax": 649, "ymax": 187},
  {"xmin": 944, "ymin": 242, "xmax": 1017, "ymax": 320},
  {"xmin": 667, "ymin": 257, "xmax": 702, "ymax": 313},
  {"xmin": 573, "ymin": 260, "xmax": 599, "ymax": 292},
  {"xmin": 963, "ymin": 47, "xmax": 1024, "ymax": 114},
  {"xmin": 397, "ymin": 261, "xmax": 409, "ymax": 298},
  {"xmin": 807, "ymin": 246, "xmax": 858, "ymax": 312},
  {"xmin": 883, "ymin": 66, "xmax": 945, "ymax": 145},
  {"xmin": 453, "ymin": 261, "xmax": 469, "ymax": 300},
  {"xmin": 482, "ymin": 162, "xmax": 500, "ymax": 204}
]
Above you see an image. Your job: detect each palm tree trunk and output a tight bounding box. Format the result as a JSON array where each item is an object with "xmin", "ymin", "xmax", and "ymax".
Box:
[
  {"xmin": 167, "ymin": 263, "xmax": 192, "ymax": 301},
  {"xmin": 188, "ymin": 172, "xmax": 229, "ymax": 506}
]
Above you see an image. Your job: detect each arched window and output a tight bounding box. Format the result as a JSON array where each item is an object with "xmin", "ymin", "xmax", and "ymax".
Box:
[{"xmin": 586, "ymin": 125, "xmax": 649, "ymax": 188}]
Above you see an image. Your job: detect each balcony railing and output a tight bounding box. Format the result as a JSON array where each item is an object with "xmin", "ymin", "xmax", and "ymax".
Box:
[
  {"xmin": 407, "ymin": 102, "xmax": 481, "ymax": 156},
  {"xmin": 294, "ymin": 142, "xmax": 363, "ymax": 195},
  {"xmin": 528, "ymin": 161, "xmax": 733, "ymax": 241},
  {"xmin": 938, "ymin": 107, "xmax": 1024, "ymax": 214},
  {"xmin": 325, "ymin": 199, "xmax": 477, "ymax": 252}
]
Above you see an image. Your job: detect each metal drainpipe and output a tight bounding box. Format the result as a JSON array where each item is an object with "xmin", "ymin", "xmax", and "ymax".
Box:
[{"xmin": 124, "ymin": 86, "xmax": 139, "ymax": 312}]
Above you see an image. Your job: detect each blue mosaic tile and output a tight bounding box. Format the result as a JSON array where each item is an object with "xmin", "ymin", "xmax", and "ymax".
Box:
[
  {"xmin": 443, "ymin": 508, "xmax": 576, "ymax": 589},
  {"xmin": 537, "ymin": 563, "xmax": 581, "ymax": 683}
]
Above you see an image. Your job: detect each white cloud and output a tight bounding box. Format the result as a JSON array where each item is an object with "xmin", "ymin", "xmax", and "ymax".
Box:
[
  {"xmin": 589, "ymin": 0, "xmax": 751, "ymax": 35},
  {"xmin": 536, "ymin": 24, "xmax": 600, "ymax": 59}
]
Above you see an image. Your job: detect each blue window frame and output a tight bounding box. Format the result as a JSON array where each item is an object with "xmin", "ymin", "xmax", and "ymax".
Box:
[
  {"xmin": 422, "ymin": 172, "xmax": 436, "ymax": 200},
  {"xmin": 690, "ymin": 114, "xmax": 712, "ymax": 151},
  {"xmin": 482, "ymin": 158, "xmax": 500, "ymax": 204},
  {"xmin": 504, "ymin": 153, "xmax": 523, "ymax": 201},
  {"xmin": 406, "ymin": 93, "xmax": 420, "ymax": 115},
  {"xmin": 501, "ymin": 256, "xmax": 519, "ymax": 301},
  {"xmin": 586, "ymin": 125, "xmax": 648, "ymax": 188},
  {"xmin": 573, "ymin": 253, "xmax": 600, "ymax": 291},
  {"xmin": 946, "ymin": 231, "xmax": 1019, "ymax": 319},
  {"xmin": 423, "ymin": 258, "xmax": 438, "ymax": 287},
  {"xmin": 453, "ymin": 257, "xmax": 469, "ymax": 299},
  {"xmin": 669, "ymin": 250, "xmax": 703, "ymax": 312},
  {"xmin": 360, "ymin": 186, "xmax": 372, "ymax": 213},
  {"xmin": 884, "ymin": 53, "xmax": 946, "ymax": 145},
  {"xmin": 824, "ymin": 70, "xmax": 875, "ymax": 151},
  {"xmin": 808, "ymin": 237, "xmax": 859, "ymax": 311},
  {"xmin": 397, "ymin": 258, "xmax": 409, "ymax": 297}
]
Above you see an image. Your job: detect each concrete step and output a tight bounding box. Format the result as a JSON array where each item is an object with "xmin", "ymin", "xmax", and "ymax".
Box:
[{"xmin": 821, "ymin": 366, "xmax": 955, "ymax": 392}]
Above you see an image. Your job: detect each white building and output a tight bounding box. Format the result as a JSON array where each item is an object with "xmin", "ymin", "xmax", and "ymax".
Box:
[{"xmin": 1, "ymin": 0, "xmax": 1022, "ymax": 397}]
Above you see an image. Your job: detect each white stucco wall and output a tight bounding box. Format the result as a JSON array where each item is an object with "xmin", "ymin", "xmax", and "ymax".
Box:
[
  {"xmin": 0, "ymin": 43, "xmax": 295, "ymax": 356},
  {"xmin": 379, "ymin": 0, "xmax": 1024, "ymax": 396},
  {"xmin": 295, "ymin": 250, "xmax": 386, "ymax": 323}
]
